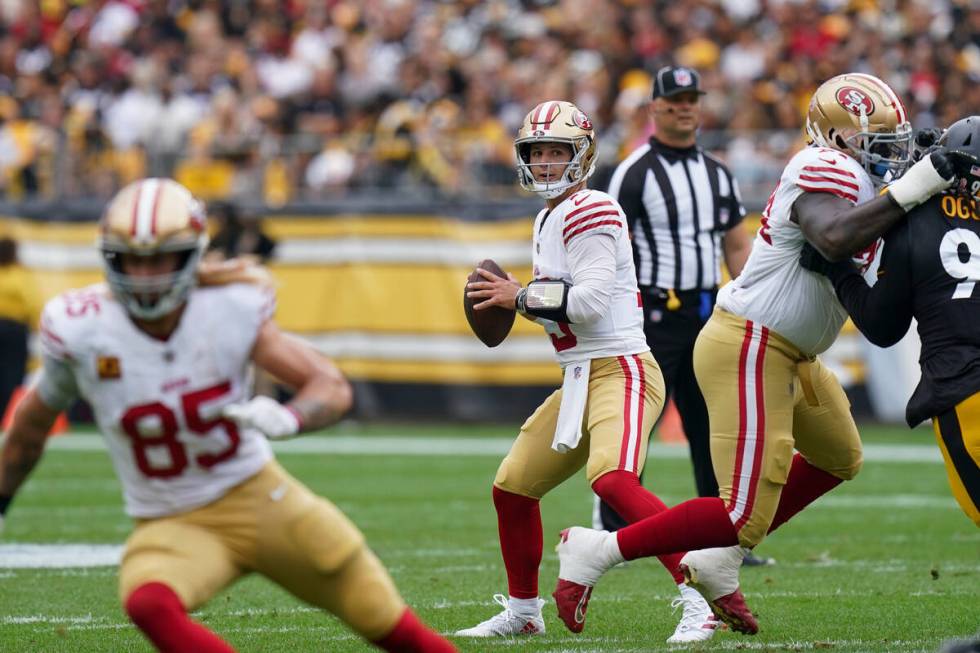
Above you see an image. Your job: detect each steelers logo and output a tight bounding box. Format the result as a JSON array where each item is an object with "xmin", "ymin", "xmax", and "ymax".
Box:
[{"xmin": 835, "ymin": 86, "xmax": 875, "ymax": 117}]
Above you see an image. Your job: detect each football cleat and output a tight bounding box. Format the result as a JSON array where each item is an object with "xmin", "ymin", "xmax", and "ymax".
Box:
[
  {"xmin": 454, "ymin": 594, "xmax": 545, "ymax": 637},
  {"xmin": 553, "ymin": 527, "xmax": 624, "ymax": 632},
  {"xmin": 680, "ymin": 546, "xmax": 759, "ymax": 635},
  {"xmin": 665, "ymin": 589, "xmax": 720, "ymax": 643}
]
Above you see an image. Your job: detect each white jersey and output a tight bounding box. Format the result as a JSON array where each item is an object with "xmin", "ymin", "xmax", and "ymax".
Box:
[
  {"xmin": 532, "ymin": 188, "xmax": 649, "ymax": 366},
  {"xmin": 717, "ymin": 146, "xmax": 877, "ymax": 355},
  {"xmin": 37, "ymin": 282, "xmax": 276, "ymax": 518}
]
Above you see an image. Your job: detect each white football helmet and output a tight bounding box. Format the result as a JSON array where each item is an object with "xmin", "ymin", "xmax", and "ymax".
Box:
[
  {"xmin": 805, "ymin": 73, "xmax": 913, "ymax": 187},
  {"xmin": 99, "ymin": 178, "xmax": 208, "ymax": 320},
  {"xmin": 515, "ymin": 100, "xmax": 597, "ymax": 199}
]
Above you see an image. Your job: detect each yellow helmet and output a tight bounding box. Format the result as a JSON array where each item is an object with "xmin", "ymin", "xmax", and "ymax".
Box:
[
  {"xmin": 805, "ymin": 73, "xmax": 912, "ymax": 186},
  {"xmin": 98, "ymin": 178, "xmax": 208, "ymax": 319},
  {"xmin": 515, "ymin": 100, "xmax": 597, "ymax": 199}
]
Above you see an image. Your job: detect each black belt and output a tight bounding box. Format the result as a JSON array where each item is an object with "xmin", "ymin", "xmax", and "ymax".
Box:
[{"xmin": 640, "ymin": 287, "xmax": 717, "ymax": 318}]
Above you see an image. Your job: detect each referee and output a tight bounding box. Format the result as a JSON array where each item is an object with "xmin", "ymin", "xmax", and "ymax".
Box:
[{"xmin": 597, "ymin": 66, "xmax": 768, "ymax": 563}]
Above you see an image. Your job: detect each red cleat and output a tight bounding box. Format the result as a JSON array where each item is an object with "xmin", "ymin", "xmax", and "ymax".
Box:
[
  {"xmin": 706, "ymin": 588, "xmax": 759, "ymax": 635},
  {"xmin": 552, "ymin": 578, "xmax": 592, "ymax": 633}
]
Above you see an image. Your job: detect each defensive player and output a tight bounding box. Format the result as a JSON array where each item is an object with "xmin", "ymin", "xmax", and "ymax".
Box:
[
  {"xmin": 553, "ymin": 74, "xmax": 957, "ymax": 634},
  {"xmin": 0, "ymin": 179, "xmax": 455, "ymax": 653},
  {"xmin": 457, "ymin": 101, "xmax": 717, "ymax": 643},
  {"xmin": 801, "ymin": 115, "xmax": 980, "ymax": 527}
]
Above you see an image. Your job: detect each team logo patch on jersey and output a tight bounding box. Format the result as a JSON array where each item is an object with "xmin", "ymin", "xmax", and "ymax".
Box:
[
  {"xmin": 835, "ymin": 87, "xmax": 875, "ymax": 116},
  {"xmin": 97, "ymin": 355, "xmax": 122, "ymax": 380}
]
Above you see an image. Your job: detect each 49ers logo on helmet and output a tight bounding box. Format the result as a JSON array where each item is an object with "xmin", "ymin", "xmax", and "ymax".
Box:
[
  {"xmin": 571, "ymin": 110, "xmax": 592, "ymax": 131},
  {"xmin": 835, "ymin": 87, "xmax": 875, "ymax": 116}
]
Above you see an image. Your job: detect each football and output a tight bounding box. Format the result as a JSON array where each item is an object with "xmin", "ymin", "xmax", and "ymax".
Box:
[{"xmin": 463, "ymin": 259, "xmax": 516, "ymax": 347}]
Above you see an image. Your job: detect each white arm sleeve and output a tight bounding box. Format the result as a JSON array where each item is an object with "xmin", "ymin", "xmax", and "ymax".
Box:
[
  {"xmin": 565, "ymin": 233, "xmax": 617, "ymax": 324},
  {"xmin": 34, "ymin": 353, "xmax": 79, "ymax": 411}
]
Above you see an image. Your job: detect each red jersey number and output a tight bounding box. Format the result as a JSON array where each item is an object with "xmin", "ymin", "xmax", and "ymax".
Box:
[
  {"xmin": 120, "ymin": 381, "xmax": 241, "ymax": 478},
  {"xmin": 549, "ymin": 322, "xmax": 578, "ymax": 352}
]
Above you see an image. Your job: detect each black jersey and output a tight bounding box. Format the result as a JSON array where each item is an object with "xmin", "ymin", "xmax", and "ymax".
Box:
[{"xmin": 828, "ymin": 192, "xmax": 980, "ymax": 426}]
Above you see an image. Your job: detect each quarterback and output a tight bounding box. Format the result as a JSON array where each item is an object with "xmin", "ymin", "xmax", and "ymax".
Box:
[
  {"xmin": 0, "ymin": 179, "xmax": 455, "ymax": 653},
  {"xmin": 553, "ymin": 74, "xmax": 958, "ymax": 634},
  {"xmin": 458, "ymin": 101, "xmax": 717, "ymax": 644}
]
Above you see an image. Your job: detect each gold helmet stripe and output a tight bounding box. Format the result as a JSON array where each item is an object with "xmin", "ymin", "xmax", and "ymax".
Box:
[
  {"xmin": 131, "ymin": 178, "xmax": 164, "ymax": 242},
  {"xmin": 850, "ymin": 73, "xmax": 907, "ymax": 124}
]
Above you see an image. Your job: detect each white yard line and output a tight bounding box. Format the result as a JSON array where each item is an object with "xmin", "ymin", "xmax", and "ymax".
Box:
[{"xmin": 45, "ymin": 433, "xmax": 945, "ymax": 463}]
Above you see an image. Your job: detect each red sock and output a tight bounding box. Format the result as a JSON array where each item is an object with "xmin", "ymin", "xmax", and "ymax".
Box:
[
  {"xmin": 492, "ymin": 486, "xmax": 542, "ymax": 599},
  {"xmin": 125, "ymin": 582, "xmax": 235, "ymax": 653},
  {"xmin": 767, "ymin": 453, "xmax": 843, "ymax": 534},
  {"xmin": 616, "ymin": 497, "xmax": 739, "ymax": 561},
  {"xmin": 373, "ymin": 608, "xmax": 457, "ymax": 653},
  {"xmin": 592, "ymin": 470, "xmax": 685, "ymax": 583}
]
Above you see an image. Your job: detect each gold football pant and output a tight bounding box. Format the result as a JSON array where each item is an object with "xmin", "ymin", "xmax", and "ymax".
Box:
[
  {"xmin": 118, "ymin": 461, "xmax": 406, "ymax": 640},
  {"xmin": 494, "ymin": 352, "xmax": 665, "ymax": 498},
  {"xmin": 693, "ymin": 308, "xmax": 862, "ymax": 547},
  {"xmin": 933, "ymin": 393, "xmax": 980, "ymax": 527}
]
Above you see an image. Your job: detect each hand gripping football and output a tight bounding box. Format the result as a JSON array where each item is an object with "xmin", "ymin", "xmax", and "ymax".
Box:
[{"xmin": 463, "ymin": 259, "xmax": 516, "ymax": 347}]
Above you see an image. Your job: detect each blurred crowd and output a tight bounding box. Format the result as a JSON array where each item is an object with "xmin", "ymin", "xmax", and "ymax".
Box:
[{"xmin": 0, "ymin": 0, "xmax": 977, "ymax": 205}]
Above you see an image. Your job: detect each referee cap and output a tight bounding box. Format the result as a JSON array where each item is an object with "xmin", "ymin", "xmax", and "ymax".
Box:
[{"xmin": 652, "ymin": 66, "xmax": 706, "ymax": 99}]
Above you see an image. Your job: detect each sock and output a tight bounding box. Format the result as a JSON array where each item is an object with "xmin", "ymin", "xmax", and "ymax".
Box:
[
  {"xmin": 507, "ymin": 596, "xmax": 541, "ymax": 616},
  {"xmin": 373, "ymin": 608, "xmax": 456, "ymax": 653},
  {"xmin": 767, "ymin": 453, "xmax": 843, "ymax": 534},
  {"xmin": 592, "ymin": 470, "xmax": 685, "ymax": 583},
  {"xmin": 492, "ymin": 486, "xmax": 542, "ymax": 599},
  {"xmin": 616, "ymin": 497, "xmax": 739, "ymax": 561},
  {"xmin": 125, "ymin": 582, "xmax": 235, "ymax": 653}
]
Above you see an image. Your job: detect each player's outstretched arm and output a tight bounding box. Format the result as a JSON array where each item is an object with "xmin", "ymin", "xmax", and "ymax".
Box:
[
  {"xmin": 794, "ymin": 151, "xmax": 954, "ymax": 261},
  {"xmin": 242, "ymin": 320, "xmax": 353, "ymax": 436},
  {"xmin": 0, "ymin": 388, "xmax": 61, "ymax": 535}
]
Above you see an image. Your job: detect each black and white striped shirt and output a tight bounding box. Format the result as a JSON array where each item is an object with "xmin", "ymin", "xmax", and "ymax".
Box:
[{"xmin": 607, "ymin": 137, "xmax": 745, "ymax": 291}]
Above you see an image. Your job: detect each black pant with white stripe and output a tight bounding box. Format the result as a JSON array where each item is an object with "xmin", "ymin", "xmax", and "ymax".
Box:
[{"xmin": 598, "ymin": 288, "xmax": 718, "ymax": 531}]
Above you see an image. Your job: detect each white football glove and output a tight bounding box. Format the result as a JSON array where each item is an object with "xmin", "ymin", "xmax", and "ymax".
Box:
[
  {"xmin": 222, "ymin": 397, "xmax": 302, "ymax": 440},
  {"xmin": 887, "ymin": 150, "xmax": 955, "ymax": 212}
]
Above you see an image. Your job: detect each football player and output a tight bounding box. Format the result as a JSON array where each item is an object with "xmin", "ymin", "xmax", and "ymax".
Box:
[
  {"xmin": 552, "ymin": 74, "xmax": 958, "ymax": 635},
  {"xmin": 800, "ymin": 115, "xmax": 980, "ymax": 528},
  {"xmin": 0, "ymin": 179, "xmax": 455, "ymax": 653},
  {"xmin": 458, "ymin": 101, "xmax": 718, "ymax": 643}
]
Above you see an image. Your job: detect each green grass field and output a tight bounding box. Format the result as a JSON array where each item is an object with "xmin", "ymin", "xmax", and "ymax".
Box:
[{"xmin": 1, "ymin": 422, "xmax": 977, "ymax": 652}]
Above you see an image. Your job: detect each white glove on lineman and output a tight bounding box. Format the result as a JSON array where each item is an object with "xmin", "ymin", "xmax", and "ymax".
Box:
[
  {"xmin": 887, "ymin": 150, "xmax": 955, "ymax": 212},
  {"xmin": 222, "ymin": 396, "xmax": 302, "ymax": 440}
]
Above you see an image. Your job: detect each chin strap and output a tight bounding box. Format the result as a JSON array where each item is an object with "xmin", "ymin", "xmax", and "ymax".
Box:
[{"xmin": 516, "ymin": 280, "xmax": 572, "ymax": 323}]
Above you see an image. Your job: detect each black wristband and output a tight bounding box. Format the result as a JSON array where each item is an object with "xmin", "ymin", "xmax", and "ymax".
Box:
[
  {"xmin": 0, "ymin": 494, "xmax": 12, "ymax": 516},
  {"xmin": 517, "ymin": 280, "xmax": 572, "ymax": 323}
]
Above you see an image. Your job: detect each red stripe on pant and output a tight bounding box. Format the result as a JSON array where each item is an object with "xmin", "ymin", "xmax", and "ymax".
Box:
[
  {"xmin": 631, "ymin": 354, "xmax": 646, "ymax": 470},
  {"xmin": 734, "ymin": 325, "xmax": 768, "ymax": 531},
  {"xmin": 617, "ymin": 355, "xmax": 636, "ymax": 471},
  {"xmin": 727, "ymin": 321, "xmax": 756, "ymax": 515}
]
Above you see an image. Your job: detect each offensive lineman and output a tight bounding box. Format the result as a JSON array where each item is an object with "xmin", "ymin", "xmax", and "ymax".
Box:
[
  {"xmin": 457, "ymin": 101, "xmax": 717, "ymax": 644},
  {"xmin": 552, "ymin": 74, "xmax": 958, "ymax": 635},
  {"xmin": 801, "ymin": 115, "xmax": 980, "ymax": 528},
  {"xmin": 0, "ymin": 179, "xmax": 455, "ymax": 653}
]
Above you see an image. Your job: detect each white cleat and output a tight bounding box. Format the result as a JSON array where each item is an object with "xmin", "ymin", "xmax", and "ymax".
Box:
[
  {"xmin": 665, "ymin": 587, "xmax": 720, "ymax": 643},
  {"xmin": 454, "ymin": 594, "xmax": 545, "ymax": 637},
  {"xmin": 680, "ymin": 546, "xmax": 759, "ymax": 635},
  {"xmin": 553, "ymin": 526, "xmax": 624, "ymax": 633}
]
